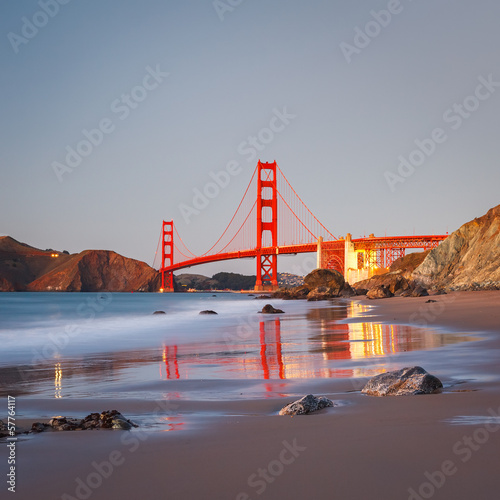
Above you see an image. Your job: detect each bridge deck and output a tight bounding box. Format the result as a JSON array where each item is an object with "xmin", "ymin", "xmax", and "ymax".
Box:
[{"xmin": 160, "ymin": 235, "xmax": 447, "ymax": 273}]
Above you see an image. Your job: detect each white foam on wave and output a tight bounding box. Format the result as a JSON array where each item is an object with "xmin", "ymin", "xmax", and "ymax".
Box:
[{"xmin": 0, "ymin": 293, "xmax": 276, "ymax": 365}]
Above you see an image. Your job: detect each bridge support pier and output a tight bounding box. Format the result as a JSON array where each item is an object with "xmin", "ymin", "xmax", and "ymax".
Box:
[
  {"xmin": 255, "ymin": 160, "xmax": 279, "ymax": 292},
  {"xmin": 160, "ymin": 220, "xmax": 175, "ymax": 292}
]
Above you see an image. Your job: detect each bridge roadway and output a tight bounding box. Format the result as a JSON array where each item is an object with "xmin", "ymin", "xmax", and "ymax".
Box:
[{"xmin": 161, "ymin": 234, "xmax": 447, "ymax": 274}]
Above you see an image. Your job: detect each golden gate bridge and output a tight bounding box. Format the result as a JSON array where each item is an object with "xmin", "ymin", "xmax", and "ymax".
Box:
[{"xmin": 154, "ymin": 161, "xmax": 446, "ymax": 292}]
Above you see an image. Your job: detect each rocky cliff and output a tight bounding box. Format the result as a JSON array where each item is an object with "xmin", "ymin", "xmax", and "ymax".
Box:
[
  {"xmin": 412, "ymin": 204, "xmax": 500, "ymax": 290},
  {"xmin": 353, "ymin": 251, "xmax": 430, "ymax": 293},
  {"xmin": 0, "ymin": 237, "xmax": 160, "ymax": 292}
]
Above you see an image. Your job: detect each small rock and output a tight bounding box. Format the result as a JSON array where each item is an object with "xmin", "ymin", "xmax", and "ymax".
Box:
[
  {"xmin": 260, "ymin": 304, "xmax": 284, "ymax": 314},
  {"xmin": 362, "ymin": 366, "xmax": 443, "ymax": 396},
  {"xmin": 425, "ymin": 299, "xmax": 437, "ymax": 303},
  {"xmin": 366, "ymin": 285, "xmax": 394, "ymax": 299},
  {"xmin": 279, "ymin": 394, "xmax": 334, "ymax": 416},
  {"xmin": 306, "ymin": 286, "xmax": 335, "ymax": 301},
  {"xmin": 340, "ymin": 283, "xmax": 357, "ymax": 297},
  {"xmin": 153, "ymin": 310, "xmax": 166, "ymax": 315},
  {"xmin": 0, "ymin": 420, "xmax": 9, "ymax": 438},
  {"xmin": 199, "ymin": 310, "xmax": 218, "ymax": 315},
  {"xmin": 31, "ymin": 422, "xmax": 48, "ymax": 433},
  {"xmin": 49, "ymin": 416, "xmax": 78, "ymax": 431},
  {"xmin": 99, "ymin": 410, "xmax": 138, "ymax": 430},
  {"xmin": 412, "ymin": 286, "xmax": 429, "ymax": 297}
]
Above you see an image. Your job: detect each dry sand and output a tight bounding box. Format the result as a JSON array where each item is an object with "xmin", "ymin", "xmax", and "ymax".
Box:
[{"xmin": 4, "ymin": 291, "xmax": 500, "ymax": 500}]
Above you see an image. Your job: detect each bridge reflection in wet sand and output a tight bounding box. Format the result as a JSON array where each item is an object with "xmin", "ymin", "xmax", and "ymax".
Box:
[{"xmin": 159, "ymin": 303, "xmax": 471, "ymax": 381}]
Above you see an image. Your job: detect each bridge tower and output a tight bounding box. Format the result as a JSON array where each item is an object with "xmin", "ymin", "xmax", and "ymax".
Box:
[
  {"xmin": 255, "ymin": 160, "xmax": 279, "ymax": 292},
  {"xmin": 161, "ymin": 220, "xmax": 174, "ymax": 292}
]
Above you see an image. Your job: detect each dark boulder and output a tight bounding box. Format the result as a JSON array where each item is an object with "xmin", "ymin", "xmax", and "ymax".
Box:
[
  {"xmin": 366, "ymin": 285, "xmax": 394, "ymax": 299},
  {"xmin": 279, "ymin": 394, "xmax": 334, "ymax": 415},
  {"xmin": 411, "ymin": 286, "xmax": 429, "ymax": 297},
  {"xmin": 261, "ymin": 304, "xmax": 284, "ymax": 314},
  {"xmin": 273, "ymin": 287, "xmax": 310, "ymax": 300},
  {"xmin": 362, "ymin": 366, "xmax": 443, "ymax": 396},
  {"xmin": 153, "ymin": 310, "xmax": 166, "ymax": 315},
  {"xmin": 304, "ymin": 269, "xmax": 345, "ymax": 294},
  {"xmin": 307, "ymin": 286, "xmax": 336, "ymax": 301},
  {"xmin": 340, "ymin": 283, "xmax": 357, "ymax": 297},
  {"xmin": 199, "ymin": 310, "xmax": 218, "ymax": 315},
  {"xmin": 49, "ymin": 416, "xmax": 79, "ymax": 431},
  {"xmin": 31, "ymin": 422, "xmax": 48, "ymax": 433}
]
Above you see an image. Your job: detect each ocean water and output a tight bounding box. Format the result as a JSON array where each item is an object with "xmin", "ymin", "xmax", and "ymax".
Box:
[{"xmin": 0, "ymin": 292, "xmax": 479, "ymax": 399}]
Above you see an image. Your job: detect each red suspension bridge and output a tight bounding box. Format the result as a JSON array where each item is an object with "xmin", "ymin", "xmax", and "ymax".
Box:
[{"xmin": 154, "ymin": 161, "xmax": 447, "ymax": 292}]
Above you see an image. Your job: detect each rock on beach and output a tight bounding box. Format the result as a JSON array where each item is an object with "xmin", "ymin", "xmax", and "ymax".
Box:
[
  {"xmin": 279, "ymin": 394, "xmax": 334, "ymax": 415},
  {"xmin": 362, "ymin": 366, "xmax": 443, "ymax": 396}
]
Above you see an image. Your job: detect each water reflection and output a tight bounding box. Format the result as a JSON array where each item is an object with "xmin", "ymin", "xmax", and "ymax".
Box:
[
  {"xmin": 155, "ymin": 304, "xmax": 476, "ymax": 381},
  {"xmin": 259, "ymin": 319, "xmax": 285, "ymax": 380},
  {"xmin": 0, "ymin": 302, "xmax": 479, "ymax": 397},
  {"xmin": 54, "ymin": 362, "xmax": 62, "ymax": 398}
]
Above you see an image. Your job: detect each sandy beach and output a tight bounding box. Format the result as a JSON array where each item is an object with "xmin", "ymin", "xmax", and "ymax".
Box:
[{"xmin": 4, "ymin": 291, "xmax": 500, "ymax": 500}]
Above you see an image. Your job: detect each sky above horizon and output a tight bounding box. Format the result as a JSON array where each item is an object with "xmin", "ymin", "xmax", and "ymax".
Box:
[{"xmin": 1, "ymin": 0, "xmax": 500, "ymax": 277}]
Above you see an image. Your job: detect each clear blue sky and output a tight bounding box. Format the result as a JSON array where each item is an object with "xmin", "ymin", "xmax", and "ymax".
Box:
[{"xmin": 1, "ymin": 0, "xmax": 499, "ymax": 276}]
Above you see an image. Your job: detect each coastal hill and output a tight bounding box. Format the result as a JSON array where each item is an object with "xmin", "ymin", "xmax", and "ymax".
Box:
[
  {"xmin": 175, "ymin": 272, "xmax": 304, "ymax": 291},
  {"xmin": 0, "ymin": 237, "xmax": 302, "ymax": 292},
  {"xmin": 0, "ymin": 236, "xmax": 160, "ymax": 292},
  {"xmin": 413, "ymin": 203, "xmax": 500, "ymax": 290}
]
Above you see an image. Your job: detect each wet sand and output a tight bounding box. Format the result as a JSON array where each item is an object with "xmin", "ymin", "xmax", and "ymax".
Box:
[{"xmin": 6, "ymin": 291, "xmax": 500, "ymax": 500}]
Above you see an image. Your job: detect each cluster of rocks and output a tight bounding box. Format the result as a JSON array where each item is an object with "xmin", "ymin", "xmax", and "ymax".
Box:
[
  {"xmin": 31, "ymin": 410, "xmax": 138, "ymax": 433},
  {"xmin": 365, "ymin": 283, "xmax": 433, "ymax": 300},
  {"xmin": 273, "ymin": 269, "xmax": 355, "ymax": 301}
]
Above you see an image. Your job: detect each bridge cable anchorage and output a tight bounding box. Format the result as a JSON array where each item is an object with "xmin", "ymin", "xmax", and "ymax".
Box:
[{"xmin": 276, "ymin": 164, "xmax": 337, "ymax": 241}]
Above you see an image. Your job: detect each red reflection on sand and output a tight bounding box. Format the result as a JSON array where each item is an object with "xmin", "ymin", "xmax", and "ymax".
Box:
[
  {"xmin": 259, "ymin": 319, "xmax": 285, "ymax": 380},
  {"xmin": 162, "ymin": 345, "xmax": 180, "ymax": 379}
]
